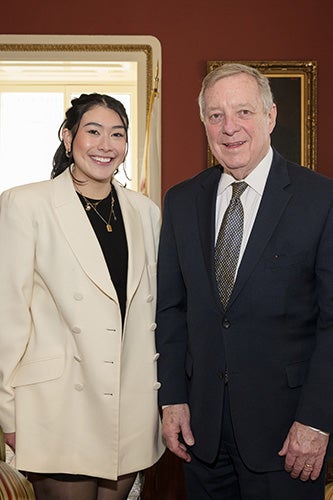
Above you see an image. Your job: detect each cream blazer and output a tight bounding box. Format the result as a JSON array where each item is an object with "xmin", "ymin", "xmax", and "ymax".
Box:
[{"xmin": 0, "ymin": 169, "xmax": 164, "ymax": 480}]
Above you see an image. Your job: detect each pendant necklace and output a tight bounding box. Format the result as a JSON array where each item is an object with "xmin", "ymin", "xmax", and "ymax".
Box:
[
  {"xmin": 84, "ymin": 199, "xmax": 103, "ymax": 211},
  {"xmin": 78, "ymin": 186, "xmax": 117, "ymax": 232}
]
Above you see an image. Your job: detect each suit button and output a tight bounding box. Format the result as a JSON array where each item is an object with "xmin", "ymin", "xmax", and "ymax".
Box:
[
  {"xmin": 73, "ymin": 292, "xmax": 83, "ymax": 301},
  {"xmin": 223, "ymin": 319, "xmax": 231, "ymax": 329},
  {"xmin": 153, "ymin": 382, "xmax": 161, "ymax": 390},
  {"xmin": 72, "ymin": 326, "xmax": 81, "ymax": 334},
  {"xmin": 74, "ymin": 383, "xmax": 84, "ymax": 391},
  {"xmin": 146, "ymin": 294, "xmax": 154, "ymax": 302},
  {"xmin": 153, "ymin": 353, "xmax": 160, "ymax": 361},
  {"xmin": 149, "ymin": 322, "xmax": 157, "ymax": 331}
]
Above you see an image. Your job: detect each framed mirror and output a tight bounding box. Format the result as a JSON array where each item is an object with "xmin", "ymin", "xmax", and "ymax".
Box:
[{"xmin": 0, "ymin": 35, "xmax": 161, "ymax": 206}]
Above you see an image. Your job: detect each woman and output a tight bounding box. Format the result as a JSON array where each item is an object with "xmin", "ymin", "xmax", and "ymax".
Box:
[{"xmin": 0, "ymin": 93, "xmax": 164, "ymax": 499}]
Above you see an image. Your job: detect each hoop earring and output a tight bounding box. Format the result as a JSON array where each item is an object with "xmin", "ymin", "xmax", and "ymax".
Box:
[
  {"xmin": 66, "ymin": 149, "xmax": 71, "ymax": 158},
  {"xmin": 122, "ymin": 158, "xmax": 131, "ymax": 182}
]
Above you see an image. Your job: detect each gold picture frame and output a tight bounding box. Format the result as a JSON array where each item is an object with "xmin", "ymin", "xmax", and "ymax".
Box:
[{"xmin": 207, "ymin": 60, "xmax": 317, "ymax": 170}]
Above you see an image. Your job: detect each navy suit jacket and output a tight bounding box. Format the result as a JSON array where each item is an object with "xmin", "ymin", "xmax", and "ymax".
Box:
[{"xmin": 156, "ymin": 150, "xmax": 333, "ymax": 471}]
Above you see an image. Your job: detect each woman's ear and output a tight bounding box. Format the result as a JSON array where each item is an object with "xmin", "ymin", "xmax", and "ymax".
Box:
[{"xmin": 62, "ymin": 128, "xmax": 72, "ymax": 155}]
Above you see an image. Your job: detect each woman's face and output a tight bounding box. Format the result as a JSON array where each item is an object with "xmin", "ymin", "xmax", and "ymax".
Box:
[{"xmin": 63, "ymin": 105, "xmax": 127, "ymax": 186}]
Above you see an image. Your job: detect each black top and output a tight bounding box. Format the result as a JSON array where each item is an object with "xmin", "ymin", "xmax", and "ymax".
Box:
[{"xmin": 77, "ymin": 187, "xmax": 128, "ymax": 324}]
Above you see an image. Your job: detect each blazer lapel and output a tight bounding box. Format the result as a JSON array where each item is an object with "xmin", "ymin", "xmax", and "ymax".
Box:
[
  {"xmin": 53, "ymin": 169, "xmax": 117, "ymax": 300},
  {"xmin": 113, "ymin": 182, "xmax": 145, "ymax": 309},
  {"xmin": 228, "ymin": 156, "xmax": 292, "ymax": 306}
]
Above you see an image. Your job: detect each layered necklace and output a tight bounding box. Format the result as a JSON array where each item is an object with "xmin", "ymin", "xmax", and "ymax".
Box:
[{"xmin": 77, "ymin": 186, "xmax": 117, "ymax": 232}]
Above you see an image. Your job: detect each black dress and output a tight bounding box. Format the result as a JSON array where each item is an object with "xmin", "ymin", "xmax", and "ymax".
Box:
[{"xmin": 77, "ymin": 187, "xmax": 128, "ymax": 324}]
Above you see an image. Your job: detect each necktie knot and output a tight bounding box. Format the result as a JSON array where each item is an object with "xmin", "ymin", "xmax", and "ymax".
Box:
[{"xmin": 231, "ymin": 181, "xmax": 248, "ymax": 200}]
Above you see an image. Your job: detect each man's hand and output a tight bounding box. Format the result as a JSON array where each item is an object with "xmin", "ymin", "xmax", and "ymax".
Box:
[
  {"xmin": 278, "ymin": 421, "xmax": 329, "ymax": 481},
  {"xmin": 162, "ymin": 403, "xmax": 195, "ymax": 462},
  {"xmin": 4, "ymin": 432, "xmax": 16, "ymax": 452}
]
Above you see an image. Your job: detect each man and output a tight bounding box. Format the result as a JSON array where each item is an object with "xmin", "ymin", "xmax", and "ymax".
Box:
[{"xmin": 156, "ymin": 63, "xmax": 333, "ymax": 499}]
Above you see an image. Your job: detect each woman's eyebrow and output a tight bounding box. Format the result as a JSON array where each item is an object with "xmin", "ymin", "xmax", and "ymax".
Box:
[
  {"xmin": 83, "ymin": 121, "xmax": 102, "ymax": 128},
  {"xmin": 83, "ymin": 122, "xmax": 125, "ymax": 130}
]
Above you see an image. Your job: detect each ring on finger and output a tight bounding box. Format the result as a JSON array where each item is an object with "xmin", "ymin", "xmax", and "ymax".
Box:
[{"xmin": 304, "ymin": 463, "xmax": 313, "ymax": 470}]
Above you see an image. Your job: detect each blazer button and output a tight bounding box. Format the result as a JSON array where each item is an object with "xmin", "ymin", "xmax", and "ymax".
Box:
[
  {"xmin": 146, "ymin": 294, "xmax": 154, "ymax": 302},
  {"xmin": 74, "ymin": 383, "xmax": 84, "ymax": 391},
  {"xmin": 149, "ymin": 322, "xmax": 157, "ymax": 332},
  {"xmin": 73, "ymin": 292, "xmax": 83, "ymax": 301},
  {"xmin": 223, "ymin": 319, "xmax": 231, "ymax": 329},
  {"xmin": 153, "ymin": 353, "xmax": 160, "ymax": 361},
  {"xmin": 72, "ymin": 326, "xmax": 81, "ymax": 334},
  {"xmin": 106, "ymin": 328, "xmax": 117, "ymax": 333},
  {"xmin": 153, "ymin": 382, "xmax": 161, "ymax": 390}
]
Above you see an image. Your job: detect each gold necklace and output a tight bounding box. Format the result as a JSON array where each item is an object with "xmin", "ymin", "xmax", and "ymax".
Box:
[
  {"xmin": 78, "ymin": 187, "xmax": 117, "ymax": 232},
  {"xmin": 84, "ymin": 199, "xmax": 103, "ymax": 211}
]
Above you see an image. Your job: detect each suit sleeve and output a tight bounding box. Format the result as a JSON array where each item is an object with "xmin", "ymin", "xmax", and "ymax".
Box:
[
  {"xmin": 295, "ymin": 199, "xmax": 333, "ymax": 433},
  {"xmin": 156, "ymin": 191, "xmax": 189, "ymax": 406},
  {"xmin": 0, "ymin": 189, "xmax": 35, "ymax": 432}
]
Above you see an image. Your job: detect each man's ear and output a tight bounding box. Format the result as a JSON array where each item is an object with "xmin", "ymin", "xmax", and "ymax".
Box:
[{"xmin": 268, "ymin": 103, "xmax": 277, "ymax": 134}]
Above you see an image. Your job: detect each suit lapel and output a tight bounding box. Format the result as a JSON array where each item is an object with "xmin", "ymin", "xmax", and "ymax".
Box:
[
  {"xmin": 228, "ymin": 156, "xmax": 292, "ymax": 307},
  {"xmin": 196, "ymin": 166, "xmax": 222, "ymax": 293},
  {"xmin": 53, "ymin": 169, "xmax": 117, "ymax": 300}
]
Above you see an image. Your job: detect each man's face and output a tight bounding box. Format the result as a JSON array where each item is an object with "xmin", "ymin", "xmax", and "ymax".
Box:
[{"xmin": 203, "ymin": 73, "xmax": 277, "ymax": 179}]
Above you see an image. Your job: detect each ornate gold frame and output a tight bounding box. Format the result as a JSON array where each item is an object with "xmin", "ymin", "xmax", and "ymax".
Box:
[
  {"xmin": 0, "ymin": 43, "xmax": 153, "ymax": 116},
  {"xmin": 207, "ymin": 60, "xmax": 317, "ymax": 170}
]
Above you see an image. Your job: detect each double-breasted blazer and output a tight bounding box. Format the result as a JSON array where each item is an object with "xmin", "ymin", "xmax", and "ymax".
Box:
[
  {"xmin": 0, "ymin": 168, "xmax": 164, "ymax": 480},
  {"xmin": 156, "ymin": 150, "xmax": 333, "ymax": 471}
]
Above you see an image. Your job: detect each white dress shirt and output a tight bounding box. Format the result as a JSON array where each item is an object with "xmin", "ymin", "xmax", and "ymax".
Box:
[{"xmin": 215, "ymin": 147, "xmax": 273, "ymax": 276}]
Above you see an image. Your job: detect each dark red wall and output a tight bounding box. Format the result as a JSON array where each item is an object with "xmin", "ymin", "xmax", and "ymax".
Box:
[{"xmin": 1, "ymin": 0, "xmax": 331, "ymax": 196}]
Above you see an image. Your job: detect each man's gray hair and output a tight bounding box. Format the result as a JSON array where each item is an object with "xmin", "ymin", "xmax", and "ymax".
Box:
[{"xmin": 198, "ymin": 63, "xmax": 274, "ymax": 121}]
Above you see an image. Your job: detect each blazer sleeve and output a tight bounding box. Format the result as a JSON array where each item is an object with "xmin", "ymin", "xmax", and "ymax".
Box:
[{"xmin": 0, "ymin": 189, "xmax": 35, "ymax": 432}]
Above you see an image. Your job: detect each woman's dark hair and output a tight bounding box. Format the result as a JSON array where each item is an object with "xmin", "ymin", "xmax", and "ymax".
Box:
[{"xmin": 51, "ymin": 93, "xmax": 129, "ymax": 178}]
